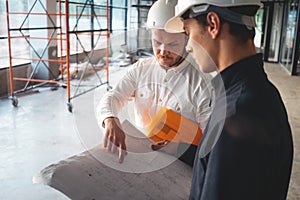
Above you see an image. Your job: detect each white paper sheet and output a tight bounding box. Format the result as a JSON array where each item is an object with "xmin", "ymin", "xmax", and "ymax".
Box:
[{"xmin": 33, "ymin": 120, "xmax": 193, "ymax": 200}]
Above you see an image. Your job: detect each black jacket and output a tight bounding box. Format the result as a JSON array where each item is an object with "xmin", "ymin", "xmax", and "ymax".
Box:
[{"xmin": 190, "ymin": 54, "xmax": 294, "ymax": 200}]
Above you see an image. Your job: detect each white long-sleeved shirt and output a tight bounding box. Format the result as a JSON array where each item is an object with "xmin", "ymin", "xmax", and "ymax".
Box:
[{"xmin": 98, "ymin": 55, "xmax": 213, "ymax": 131}]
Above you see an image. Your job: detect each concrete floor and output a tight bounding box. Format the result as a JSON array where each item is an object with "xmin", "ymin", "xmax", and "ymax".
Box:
[{"xmin": 0, "ymin": 63, "xmax": 299, "ymax": 199}]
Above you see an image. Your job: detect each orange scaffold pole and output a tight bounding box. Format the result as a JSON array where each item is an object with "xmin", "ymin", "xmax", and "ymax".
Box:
[
  {"xmin": 64, "ymin": 0, "xmax": 72, "ymax": 111},
  {"xmin": 6, "ymin": 0, "xmax": 18, "ymax": 106}
]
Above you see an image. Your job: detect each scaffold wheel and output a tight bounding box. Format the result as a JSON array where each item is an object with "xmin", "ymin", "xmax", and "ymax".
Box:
[
  {"xmin": 107, "ymin": 85, "xmax": 113, "ymax": 91},
  {"xmin": 67, "ymin": 102, "xmax": 73, "ymax": 113},
  {"xmin": 11, "ymin": 96, "xmax": 18, "ymax": 107}
]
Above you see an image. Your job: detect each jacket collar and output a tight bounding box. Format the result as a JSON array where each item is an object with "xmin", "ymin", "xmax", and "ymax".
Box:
[{"xmin": 212, "ymin": 53, "xmax": 264, "ymax": 89}]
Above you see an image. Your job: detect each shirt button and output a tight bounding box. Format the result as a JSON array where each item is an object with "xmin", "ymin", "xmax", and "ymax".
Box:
[
  {"xmin": 164, "ymin": 79, "xmax": 168, "ymax": 82},
  {"xmin": 176, "ymin": 107, "xmax": 180, "ymax": 111},
  {"xmin": 159, "ymin": 99, "xmax": 163, "ymax": 102}
]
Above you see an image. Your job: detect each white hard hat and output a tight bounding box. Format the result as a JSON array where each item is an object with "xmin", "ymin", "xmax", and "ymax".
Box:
[
  {"xmin": 146, "ymin": 0, "xmax": 178, "ymax": 30},
  {"xmin": 165, "ymin": 0, "xmax": 263, "ymax": 33}
]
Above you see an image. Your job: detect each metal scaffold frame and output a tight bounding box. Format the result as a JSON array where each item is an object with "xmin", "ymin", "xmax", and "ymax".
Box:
[{"xmin": 5, "ymin": 0, "xmax": 110, "ymax": 112}]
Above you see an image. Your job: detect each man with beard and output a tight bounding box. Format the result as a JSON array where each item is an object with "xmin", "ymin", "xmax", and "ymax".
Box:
[{"xmin": 97, "ymin": 0, "xmax": 213, "ymax": 165}]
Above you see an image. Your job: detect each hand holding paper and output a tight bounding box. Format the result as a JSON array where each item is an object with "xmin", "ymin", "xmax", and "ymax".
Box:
[{"xmin": 103, "ymin": 117, "xmax": 127, "ymax": 163}]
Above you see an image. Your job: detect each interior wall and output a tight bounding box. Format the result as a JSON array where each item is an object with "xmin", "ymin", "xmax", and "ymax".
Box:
[{"xmin": 0, "ymin": 64, "xmax": 32, "ymax": 97}]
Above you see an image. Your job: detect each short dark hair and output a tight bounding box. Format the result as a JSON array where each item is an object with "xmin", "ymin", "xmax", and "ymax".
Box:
[{"xmin": 194, "ymin": 6, "xmax": 259, "ymax": 44}]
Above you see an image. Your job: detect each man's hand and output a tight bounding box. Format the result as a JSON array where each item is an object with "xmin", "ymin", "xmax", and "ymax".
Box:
[
  {"xmin": 151, "ymin": 140, "xmax": 178, "ymax": 155},
  {"xmin": 103, "ymin": 117, "xmax": 127, "ymax": 163},
  {"xmin": 151, "ymin": 140, "xmax": 170, "ymax": 151}
]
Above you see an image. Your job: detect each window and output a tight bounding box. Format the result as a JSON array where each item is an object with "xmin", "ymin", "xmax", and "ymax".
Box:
[
  {"xmin": 0, "ymin": 0, "xmax": 30, "ymax": 68},
  {"xmin": 60, "ymin": 1, "xmax": 109, "ymax": 55},
  {"xmin": 110, "ymin": 0, "xmax": 125, "ymax": 7},
  {"xmin": 1, "ymin": 0, "xmax": 128, "ymax": 68},
  {"xmin": 112, "ymin": 8, "xmax": 126, "ymax": 31},
  {"xmin": 254, "ymin": 8, "xmax": 264, "ymax": 49},
  {"xmin": 280, "ymin": 1, "xmax": 299, "ymax": 73},
  {"xmin": 109, "ymin": 0, "xmax": 128, "ymax": 56}
]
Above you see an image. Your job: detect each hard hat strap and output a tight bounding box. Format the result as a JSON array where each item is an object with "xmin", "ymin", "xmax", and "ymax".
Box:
[{"xmin": 209, "ymin": 6, "xmax": 256, "ymax": 30}]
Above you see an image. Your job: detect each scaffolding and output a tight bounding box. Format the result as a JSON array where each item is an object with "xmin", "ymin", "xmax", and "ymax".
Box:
[{"xmin": 5, "ymin": 0, "xmax": 110, "ymax": 112}]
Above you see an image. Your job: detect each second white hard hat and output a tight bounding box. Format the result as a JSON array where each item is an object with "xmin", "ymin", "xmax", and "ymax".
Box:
[
  {"xmin": 165, "ymin": 0, "xmax": 262, "ymax": 33},
  {"xmin": 146, "ymin": 0, "xmax": 178, "ymax": 30}
]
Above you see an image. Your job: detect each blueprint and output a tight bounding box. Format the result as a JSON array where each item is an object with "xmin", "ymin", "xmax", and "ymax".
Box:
[{"xmin": 33, "ymin": 120, "xmax": 193, "ymax": 200}]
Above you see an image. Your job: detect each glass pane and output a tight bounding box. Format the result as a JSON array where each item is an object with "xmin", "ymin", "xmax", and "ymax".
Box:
[
  {"xmin": 281, "ymin": 2, "xmax": 298, "ymax": 72},
  {"xmin": 268, "ymin": 3, "xmax": 284, "ymax": 62},
  {"xmin": 94, "ymin": 0, "xmax": 107, "ymax": 5},
  {"xmin": 58, "ymin": 1, "xmax": 108, "ymax": 56},
  {"xmin": 0, "ymin": 0, "xmax": 30, "ymax": 68},
  {"xmin": 112, "ymin": 0, "xmax": 125, "ymax": 7},
  {"xmin": 112, "ymin": 9, "xmax": 125, "ymax": 30},
  {"xmin": 254, "ymin": 8, "xmax": 264, "ymax": 49}
]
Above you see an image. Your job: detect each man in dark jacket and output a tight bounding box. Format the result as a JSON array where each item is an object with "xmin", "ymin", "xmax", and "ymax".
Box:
[{"xmin": 166, "ymin": 0, "xmax": 294, "ymax": 199}]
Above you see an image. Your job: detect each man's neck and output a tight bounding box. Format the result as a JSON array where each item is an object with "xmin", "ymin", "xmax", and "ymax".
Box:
[{"xmin": 217, "ymin": 36, "xmax": 257, "ymax": 72}]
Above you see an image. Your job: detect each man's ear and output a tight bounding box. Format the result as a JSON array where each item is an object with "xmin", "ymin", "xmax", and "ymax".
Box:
[{"xmin": 206, "ymin": 12, "xmax": 220, "ymax": 39}]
